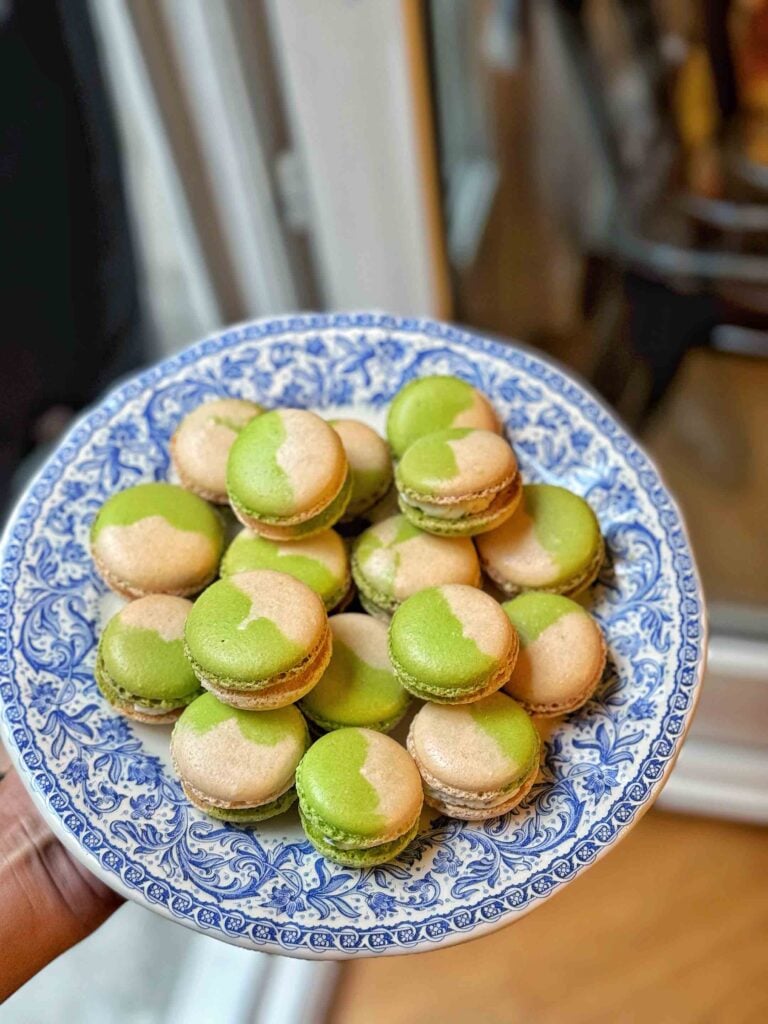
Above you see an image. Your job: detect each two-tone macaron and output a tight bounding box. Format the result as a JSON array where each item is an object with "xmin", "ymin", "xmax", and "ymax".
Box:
[
  {"xmin": 329, "ymin": 419, "xmax": 393, "ymax": 522},
  {"xmin": 221, "ymin": 527, "xmax": 352, "ymax": 612},
  {"xmin": 386, "ymin": 375, "xmax": 501, "ymax": 459},
  {"xmin": 351, "ymin": 514, "xmax": 481, "ymax": 620},
  {"xmin": 395, "ymin": 428, "xmax": 522, "ymax": 536},
  {"xmin": 477, "ymin": 484, "xmax": 604, "ymax": 597},
  {"xmin": 171, "ymin": 693, "xmax": 309, "ymax": 822},
  {"xmin": 90, "ymin": 482, "xmax": 224, "ymax": 598},
  {"xmin": 226, "ymin": 408, "xmax": 351, "ymax": 539},
  {"xmin": 502, "ymin": 592, "xmax": 606, "ymax": 715},
  {"xmin": 95, "ymin": 595, "xmax": 202, "ymax": 723},
  {"xmin": 407, "ymin": 692, "xmax": 541, "ymax": 820},
  {"xmin": 296, "ymin": 727, "xmax": 423, "ymax": 867},
  {"xmin": 388, "ymin": 583, "xmax": 519, "ymax": 703},
  {"xmin": 184, "ymin": 569, "xmax": 331, "ymax": 709},
  {"xmin": 171, "ymin": 397, "xmax": 263, "ymax": 504},
  {"xmin": 299, "ymin": 614, "xmax": 411, "ymax": 734}
]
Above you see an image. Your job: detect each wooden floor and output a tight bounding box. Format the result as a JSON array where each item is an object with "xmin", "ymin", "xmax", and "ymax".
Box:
[{"xmin": 328, "ymin": 810, "xmax": 768, "ymax": 1024}]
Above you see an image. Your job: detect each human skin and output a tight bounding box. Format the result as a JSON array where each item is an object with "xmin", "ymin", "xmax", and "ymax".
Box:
[{"xmin": 0, "ymin": 746, "xmax": 122, "ymax": 1001}]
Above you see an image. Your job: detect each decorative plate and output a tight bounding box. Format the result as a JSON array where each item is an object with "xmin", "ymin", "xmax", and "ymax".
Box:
[{"xmin": 0, "ymin": 314, "xmax": 706, "ymax": 959}]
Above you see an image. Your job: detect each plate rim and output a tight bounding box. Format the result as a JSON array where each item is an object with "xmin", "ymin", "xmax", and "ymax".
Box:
[{"xmin": 0, "ymin": 311, "xmax": 708, "ymax": 959}]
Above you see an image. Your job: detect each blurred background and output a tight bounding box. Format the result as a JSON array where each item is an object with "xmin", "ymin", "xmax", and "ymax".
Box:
[{"xmin": 2, "ymin": 1, "xmax": 766, "ymax": 1021}]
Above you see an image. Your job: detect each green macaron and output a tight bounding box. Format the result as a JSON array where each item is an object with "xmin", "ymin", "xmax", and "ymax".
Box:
[
  {"xmin": 329, "ymin": 419, "xmax": 393, "ymax": 522},
  {"xmin": 184, "ymin": 569, "xmax": 331, "ymax": 710},
  {"xmin": 90, "ymin": 482, "xmax": 224, "ymax": 599},
  {"xmin": 95, "ymin": 595, "xmax": 202, "ymax": 723},
  {"xmin": 407, "ymin": 692, "xmax": 541, "ymax": 819},
  {"xmin": 476, "ymin": 484, "xmax": 604, "ymax": 597},
  {"xmin": 388, "ymin": 583, "xmax": 520, "ymax": 703},
  {"xmin": 502, "ymin": 592, "xmax": 606, "ymax": 715},
  {"xmin": 351, "ymin": 514, "xmax": 481, "ymax": 619},
  {"xmin": 296, "ymin": 727, "xmax": 423, "ymax": 867},
  {"xmin": 386, "ymin": 375, "xmax": 501, "ymax": 459},
  {"xmin": 299, "ymin": 613, "xmax": 411, "ymax": 733},
  {"xmin": 171, "ymin": 692, "xmax": 309, "ymax": 822},
  {"xmin": 221, "ymin": 527, "xmax": 352, "ymax": 612},
  {"xmin": 395, "ymin": 427, "xmax": 522, "ymax": 536},
  {"xmin": 226, "ymin": 408, "xmax": 351, "ymax": 539}
]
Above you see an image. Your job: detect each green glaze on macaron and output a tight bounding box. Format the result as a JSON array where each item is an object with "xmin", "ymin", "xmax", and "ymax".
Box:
[
  {"xmin": 388, "ymin": 583, "xmax": 518, "ymax": 703},
  {"xmin": 90, "ymin": 482, "xmax": 224, "ymax": 599},
  {"xmin": 184, "ymin": 569, "xmax": 331, "ymax": 709},
  {"xmin": 502, "ymin": 592, "xmax": 606, "ymax": 715},
  {"xmin": 226, "ymin": 408, "xmax": 351, "ymax": 539},
  {"xmin": 221, "ymin": 528, "xmax": 351, "ymax": 611},
  {"xmin": 299, "ymin": 614, "xmax": 411, "ymax": 733},
  {"xmin": 386, "ymin": 375, "xmax": 501, "ymax": 459},
  {"xmin": 296, "ymin": 727, "xmax": 423, "ymax": 866},
  {"xmin": 329, "ymin": 419, "xmax": 393, "ymax": 522},
  {"xmin": 171, "ymin": 692, "xmax": 309, "ymax": 822},
  {"xmin": 395, "ymin": 427, "xmax": 521, "ymax": 537},
  {"xmin": 171, "ymin": 398, "xmax": 263, "ymax": 504},
  {"xmin": 477, "ymin": 484, "xmax": 604, "ymax": 597},
  {"xmin": 95, "ymin": 595, "xmax": 201, "ymax": 722},
  {"xmin": 407, "ymin": 692, "xmax": 541, "ymax": 820},
  {"xmin": 351, "ymin": 514, "xmax": 480, "ymax": 619}
]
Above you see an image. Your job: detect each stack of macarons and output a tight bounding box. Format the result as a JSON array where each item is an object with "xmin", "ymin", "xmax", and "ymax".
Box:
[{"xmin": 88, "ymin": 369, "xmax": 608, "ymax": 869}]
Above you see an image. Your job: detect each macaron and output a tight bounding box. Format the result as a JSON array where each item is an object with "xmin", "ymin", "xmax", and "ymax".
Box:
[
  {"xmin": 395, "ymin": 427, "xmax": 522, "ymax": 536},
  {"xmin": 226, "ymin": 408, "xmax": 351, "ymax": 539},
  {"xmin": 502, "ymin": 592, "xmax": 606, "ymax": 715},
  {"xmin": 95, "ymin": 595, "xmax": 202, "ymax": 723},
  {"xmin": 184, "ymin": 569, "xmax": 331, "ymax": 709},
  {"xmin": 299, "ymin": 614, "xmax": 411, "ymax": 733},
  {"xmin": 476, "ymin": 484, "xmax": 605, "ymax": 597},
  {"xmin": 351, "ymin": 514, "xmax": 481, "ymax": 620},
  {"xmin": 387, "ymin": 375, "xmax": 501, "ymax": 459},
  {"xmin": 407, "ymin": 692, "xmax": 541, "ymax": 820},
  {"xmin": 221, "ymin": 527, "xmax": 352, "ymax": 612},
  {"xmin": 388, "ymin": 583, "xmax": 519, "ymax": 703},
  {"xmin": 329, "ymin": 419, "xmax": 393, "ymax": 522},
  {"xmin": 90, "ymin": 482, "xmax": 224, "ymax": 598},
  {"xmin": 296, "ymin": 727, "xmax": 423, "ymax": 867},
  {"xmin": 171, "ymin": 397, "xmax": 262, "ymax": 504},
  {"xmin": 171, "ymin": 693, "xmax": 309, "ymax": 822}
]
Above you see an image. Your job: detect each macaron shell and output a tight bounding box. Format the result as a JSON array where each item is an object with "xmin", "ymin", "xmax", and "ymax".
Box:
[
  {"xmin": 172, "ymin": 695, "xmax": 307, "ymax": 807},
  {"xmin": 330, "ymin": 419, "xmax": 393, "ymax": 517},
  {"xmin": 172, "ymin": 398, "xmax": 262, "ymax": 502},
  {"xmin": 353, "ymin": 515, "xmax": 480, "ymax": 606},
  {"xmin": 221, "ymin": 528, "xmax": 349, "ymax": 609},
  {"xmin": 387, "ymin": 376, "xmax": 500, "ymax": 458},
  {"xmin": 397, "ymin": 429, "xmax": 517, "ymax": 500},
  {"xmin": 408, "ymin": 694, "xmax": 539, "ymax": 793},
  {"xmin": 227, "ymin": 409, "xmax": 347, "ymax": 521},
  {"xmin": 297, "ymin": 728, "xmax": 422, "ymax": 844}
]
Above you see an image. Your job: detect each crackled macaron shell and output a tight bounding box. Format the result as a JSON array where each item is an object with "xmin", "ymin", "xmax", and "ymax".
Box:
[
  {"xmin": 396, "ymin": 427, "xmax": 522, "ymax": 536},
  {"xmin": 221, "ymin": 527, "xmax": 351, "ymax": 612},
  {"xmin": 299, "ymin": 614, "xmax": 411, "ymax": 733},
  {"xmin": 91, "ymin": 482, "xmax": 224, "ymax": 598},
  {"xmin": 226, "ymin": 408, "xmax": 351, "ymax": 539},
  {"xmin": 389, "ymin": 584, "xmax": 519, "ymax": 703},
  {"xmin": 502, "ymin": 593, "xmax": 606, "ymax": 715},
  {"xmin": 184, "ymin": 569, "xmax": 331, "ymax": 709},
  {"xmin": 407, "ymin": 692, "xmax": 540, "ymax": 820},
  {"xmin": 387, "ymin": 375, "xmax": 501, "ymax": 459},
  {"xmin": 296, "ymin": 727, "xmax": 423, "ymax": 867},
  {"xmin": 96, "ymin": 595, "xmax": 201, "ymax": 724},
  {"xmin": 351, "ymin": 514, "xmax": 481, "ymax": 619},
  {"xmin": 171, "ymin": 398, "xmax": 262, "ymax": 504},
  {"xmin": 477, "ymin": 484, "xmax": 604, "ymax": 597},
  {"xmin": 171, "ymin": 693, "xmax": 309, "ymax": 822},
  {"xmin": 329, "ymin": 419, "xmax": 393, "ymax": 521}
]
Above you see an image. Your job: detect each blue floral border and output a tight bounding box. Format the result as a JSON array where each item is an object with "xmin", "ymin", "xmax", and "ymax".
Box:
[{"xmin": 0, "ymin": 313, "xmax": 706, "ymax": 957}]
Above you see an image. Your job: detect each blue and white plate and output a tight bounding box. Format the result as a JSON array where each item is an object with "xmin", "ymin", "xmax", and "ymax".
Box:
[{"xmin": 0, "ymin": 314, "xmax": 706, "ymax": 958}]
